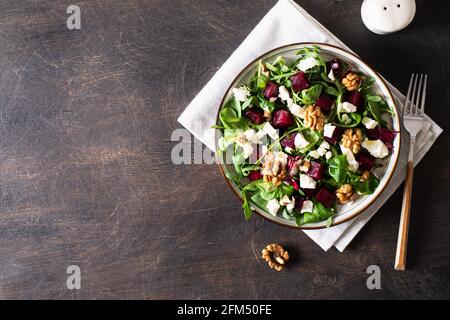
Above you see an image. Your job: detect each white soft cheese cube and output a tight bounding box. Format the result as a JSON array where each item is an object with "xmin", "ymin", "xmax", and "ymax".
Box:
[
  {"xmin": 297, "ymin": 57, "xmax": 319, "ymax": 72},
  {"xmin": 323, "ymin": 123, "xmax": 336, "ymax": 138},
  {"xmin": 341, "ymin": 102, "xmax": 358, "ymax": 113},
  {"xmin": 362, "ymin": 117, "xmax": 378, "ymax": 129},
  {"xmin": 266, "ymin": 198, "xmax": 280, "ymax": 216},
  {"xmin": 300, "ymin": 174, "xmax": 317, "ymax": 189},
  {"xmin": 294, "ymin": 133, "xmax": 309, "ymax": 149},
  {"xmin": 301, "ymin": 200, "xmax": 314, "ymax": 213},
  {"xmin": 362, "ymin": 138, "xmax": 389, "ymax": 158}
]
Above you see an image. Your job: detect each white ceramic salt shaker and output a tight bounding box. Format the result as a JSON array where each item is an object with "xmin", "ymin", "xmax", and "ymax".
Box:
[{"xmin": 361, "ymin": 0, "xmax": 416, "ymax": 35}]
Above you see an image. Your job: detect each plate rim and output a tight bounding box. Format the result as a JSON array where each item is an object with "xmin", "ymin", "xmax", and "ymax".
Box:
[{"xmin": 214, "ymin": 42, "xmax": 401, "ymax": 230}]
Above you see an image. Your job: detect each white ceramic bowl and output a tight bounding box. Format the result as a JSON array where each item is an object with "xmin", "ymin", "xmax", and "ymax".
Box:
[{"xmin": 216, "ymin": 43, "xmax": 401, "ymax": 229}]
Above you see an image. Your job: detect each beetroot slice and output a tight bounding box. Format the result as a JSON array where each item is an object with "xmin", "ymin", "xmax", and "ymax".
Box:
[
  {"xmin": 302, "ymin": 188, "xmax": 317, "ymax": 198},
  {"xmin": 356, "ymin": 151, "xmax": 375, "ymax": 171},
  {"xmin": 314, "ymin": 187, "xmax": 336, "ymax": 208},
  {"xmin": 244, "ymin": 107, "xmax": 264, "ymax": 125},
  {"xmin": 344, "ymin": 91, "xmax": 365, "ymax": 112},
  {"xmin": 315, "ymin": 94, "xmax": 335, "ymax": 113},
  {"xmin": 271, "ymin": 109, "xmax": 294, "ymax": 129},
  {"xmin": 294, "ymin": 196, "xmax": 306, "ymax": 210},
  {"xmin": 263, "ymin": 81, "xmax": 279, "ymax": 99},
  {"xmin": 324, "ymin": 126, "xmax": 344, "ymax": 145},
  {"xmin": 367, "ymin": 127, "xmax": 397, "ymax": 149},
  {"xmin": 306, "ymin": 161, "xmax": 325, "ymax": 180},
  {"xmin": 281, "ymin": 133, "xmax": 297, "ymax": 149},
  {"xmin": 285, "ymin": 178, "xmax": 300, "ymax": 191},
  {"xmin": 248, "ymin": 170, "xmax": 262, "ymax": 181},
  {"xmin": 287, "ymin": 155, "xmax": 303, "ymax": 173},
  {"xmin": 327, "ymin": 59, "xmax": 343, "ymax": 76},
  {"xmin": 290, "ymin": 72, "xmax": 310, "ymax": 92}
]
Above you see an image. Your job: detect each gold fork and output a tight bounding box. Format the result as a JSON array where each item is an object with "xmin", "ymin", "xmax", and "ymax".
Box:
[{"xmin": 395, "ymin": 73, "xmax": 427, "ymax": 271}]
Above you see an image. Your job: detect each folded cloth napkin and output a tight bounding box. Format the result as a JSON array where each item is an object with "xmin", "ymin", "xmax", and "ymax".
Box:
[{"xmin": 177, "ymin": 0, "xmax": 443, "ymax": 251}]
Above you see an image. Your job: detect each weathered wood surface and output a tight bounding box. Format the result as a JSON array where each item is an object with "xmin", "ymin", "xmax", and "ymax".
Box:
[{"xmin": 0, "ymin": 0, "xmax": 448, "ymax": 299}]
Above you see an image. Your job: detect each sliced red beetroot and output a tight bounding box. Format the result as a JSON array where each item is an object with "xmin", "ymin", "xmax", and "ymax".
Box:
[
  {"xmin": 306, "ymin": 161, "xmax": 325, "ymax": 180},
  {"xmin": 324, "ymin": 126, "xmax": 344, "ymax": 145},
  {"xmin": 356, "ymin": 151, "xmax": 375, "ymax": 171},
  {"xmin": 285, "ymin": 177, "xmax": 300, "ymax": 191},
  {"xmin": 281, "ymin": 133, "xmax": 297, "ymax": 149},
  {"xmin": 315, "ymin": 94, "xmax": 335, "ymax": 113},
  {"xmin": 315, "ymin": 187, "xmax": 336, "ymax": 208},
  {"xmin": 294, "ymin": 196, "xmax": 305, "ymax": 210},
  {"xmin": 271, "ymin": 109, "xmax": 294, "ymax": 129},
  {"xmin": 287, "ymin": 155, "xmax": 303, "ymax": 173},
  {"xmin": 345, "ymin": 91, "xmax": 364, "ymax": 112},
  {"xmin": 263, "ymin": 81, "xmax": 279, "ymax": 99},
  {"xmin": 248, "ymin": 170, "xmax": 262, "ymax": 181},
  {"xmin": 302, "ymin": 188, "xmax": 317, "ymax": 198},
  {"xmin": 367, "ymin": 127, "xmax": 397, "ymax": 149},
  {"xmin": 290, "ymin": 71, "xmax": 310, "ymax": 92},
  {"xmin": 244, "ymin": 107, "xmax": 264, "ymax": 125},
  {"xmin": 327, "ymin": 59, "xmax": 343, "ymax": 75}
]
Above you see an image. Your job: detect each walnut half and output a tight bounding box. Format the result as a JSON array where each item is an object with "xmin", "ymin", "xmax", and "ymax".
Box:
[
  {"xmin": 304, "ymin": 105, "xmax": 324, "ymax": 131},
  {"xmin": 336, "ymin": 184, "xmax": 353, "ymax": 204},
  {"xmin": 341, "ymin": 128, "xmax": 363, "ymax": 154},
  {"xmin": 341, "ymin": 72, "xmax": 362, "ymax": 91},
  {"xmin": 262, "ymin": 243, "xmax": 289, "ymax": 272}
]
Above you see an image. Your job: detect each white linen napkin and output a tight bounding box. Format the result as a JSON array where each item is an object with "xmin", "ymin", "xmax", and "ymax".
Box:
[{"xmin": 177, "ymin": 0, "xmax": 443, "ymax": 251}]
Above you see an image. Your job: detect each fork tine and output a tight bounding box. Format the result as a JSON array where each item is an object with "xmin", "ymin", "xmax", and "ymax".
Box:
[
  {"xmin": 420, "ymin": 74, "xmax": 427, "ymax": 114},
  {"xmin": 414, "ymin": 74, "xmax": 424, "ymax": 115},
  {"xmin": 404, "ymin": 73, "xmax": 415, "ymax": 114},
  {"xmin": 409, "ymin": 74, "xmax": 419, "ymax": 115}
]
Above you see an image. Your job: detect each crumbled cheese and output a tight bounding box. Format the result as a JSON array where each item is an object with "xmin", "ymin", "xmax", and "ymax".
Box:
[
  {"xmin": 232, "ymin": 86, "xmax": 249, "ymax": 102},
  {"xmin": 262, "ymin": 122, "xmax": 279, "ymax": 140},
  {"xmin": 325, "ymin": 151, "xmax": 333, "ymax": 160},
  {"xmin": 309, "ymin": 150, "xmax": 321, "ymax": 159},
  {"xmin": 362, "ymin": 117, "xmax": 378, "ymax": 129},
  {"xmin": 320, "ymin": 140, "xmax": 330, "ymax": 150},
  {"xmin": 266, "ymin": 198, "xmax": 280, "ymax": 216},
  {"xmin": 298, "ymin": 57, "xmax": 319, "ymax": 72},
  {"xmin": 323, "ymin": 123, "xmax": 336, "ymax": 138},
  {"xmin": 340, "ymin": 145, "xmax": 359, "ymax": 172},
  {"xmin": 328, "ymin": 69, "xmax": 336, "ymax": 81},
  {"xmin": 294, "ymin": 133, "xmax": 309, "ymax": 149},
  {"xmin": 301, "ymin": 200, "xmax": 314, "ymax": 213},
  {"xmin": 289, "ymin": 103, "xmax": 306, "ymax": 118},
  {"xmin": 317, "ymin": 147, "xmax": 328, "ymax": 157},
  {"xmin": 300, "ymin": 174, "xmax": 317, "ymax": 189},
  {"xmin": 278, "ymin": 85, "xmax": 290, "ymax": 101},
  {"xmin": 341, "ymin": 102, "xmax": 358, "ymax": 113},
  {"xmin": 362, "ymin": 138, "xmax": 389, "ymax": 158},
  {"xmin": 279, "ymin": 195, "xmax": 295, "ymax": 212},
  {"xmin": 284, "ymin": 147, "xmax": 293, "ymax": 154}
]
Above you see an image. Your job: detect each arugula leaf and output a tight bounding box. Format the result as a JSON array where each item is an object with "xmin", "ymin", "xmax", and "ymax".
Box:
[
  {"xmin": 296, "ymin": 201, "xmax": 334, "ymax": 226},
  {"xmin": 328, "ymin": 155, "xmax": 349, "ymax": 183},
  {"xmin": 256, "ymin": 60, "xmax": 269, "ymax": 89},
  {"xmin": 367, "ymin": 100, "xmax": 382, "ymax": 124},
  {"xmin": 350, "ymin": 172, "xmax": 380, "ymax": 195},
  {"xmin": 336, "ymin": 112, "xmax": 362, "ymax": 128},
  {"xmin": 257, "ymin": 95, "xmax": 276, "ymax": 112},
  {"xmin": 296, "ymin": 129, "xmax": 321, "ymax": 154},
  {"xmin": 240, "ymin": 163, "xmax": 260, "ymax": 177},
  {"xmin": 300, "ymin": 84, "xmax": 322, "ymax": 105},
  {"xmin": 242, "ymin": 191, "xmax": 253, "ymax": 220}
]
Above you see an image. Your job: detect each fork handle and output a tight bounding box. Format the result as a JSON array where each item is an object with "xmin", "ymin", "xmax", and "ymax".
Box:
[{"xmin": 395, "ymin": 139, "xmax": 415, "ymax": 271}]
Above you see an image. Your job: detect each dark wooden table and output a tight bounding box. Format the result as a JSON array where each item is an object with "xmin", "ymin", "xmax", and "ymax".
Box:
[{"xmin": 0, "ymin": 0, "xmax": 449, "ymax": 300}]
